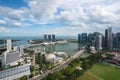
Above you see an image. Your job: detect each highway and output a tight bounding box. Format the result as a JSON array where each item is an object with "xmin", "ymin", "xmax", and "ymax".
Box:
[{"xmin": 31, "ymin": 50, "xmax": 85, "ymax": 80}]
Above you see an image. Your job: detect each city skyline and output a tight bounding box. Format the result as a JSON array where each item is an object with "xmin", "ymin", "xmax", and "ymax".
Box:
[{"xmin": 0, "ymin": 0, "xmax": 120, "ymax": 36}]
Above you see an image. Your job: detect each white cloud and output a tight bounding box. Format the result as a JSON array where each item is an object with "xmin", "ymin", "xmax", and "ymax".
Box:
[
  {"xmin": 0, "ymin": 6, "xmax": 29, "ymax": 21},
  {"xmin": 0, "ymin": 20, "xmax": 6, "ymax": 24},
  {"xmin": 0, "ymin": 0, "xmax": 120, "ymax": 35},
  {"xmin": 28, "ymin": 0, "xmax": 63, "ymax": 18},
  {"xmin": 13, "ymin": 21, "xmax": 22, "ymax": 26},
  {"xmin": 0, "ymin": 26, "xmax": 9, "ymax": 32}
]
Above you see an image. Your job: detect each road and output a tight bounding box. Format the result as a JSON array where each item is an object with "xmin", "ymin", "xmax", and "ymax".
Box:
[{"xmin": 31, "ymin": 50, "xmax": 85, "ymax": 80}]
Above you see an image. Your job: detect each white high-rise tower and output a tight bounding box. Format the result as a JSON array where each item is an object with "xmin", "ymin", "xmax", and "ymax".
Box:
[
  {"xmin": 7, "ymin": 39, "xmax": 12, "ymax": 52},
  {"xmin": 98, "ymin": 34, "xmax": 102, "ymax": 50},
  {"xmin": 19, "ymin": 45, "xmax": 24, "ymax": 56}
]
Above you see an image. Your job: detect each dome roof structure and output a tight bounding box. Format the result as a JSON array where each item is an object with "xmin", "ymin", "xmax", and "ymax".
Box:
[
  {"xmin": 54, "ymin": 52, "xmax": 68, "ymax": 58},
  {"xmin": 45, "ymin": 54, "xmax": 56, "ymax": 62}
]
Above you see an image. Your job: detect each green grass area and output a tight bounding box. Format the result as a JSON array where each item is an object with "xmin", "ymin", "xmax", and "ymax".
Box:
[
  {"xmin": 89, "ymin": 63, "xmax": 120, "ymax": 80},
  {"xmin": 77, "ymin": 63, "xmax": 120, "ymax": 80},
  {"xmin": 77, "ymin": 72, "xmax": 100, "ymax": 80},
  {"xmin": 80, "ymin": 53, "xmax": 91, "ymax": 58}
]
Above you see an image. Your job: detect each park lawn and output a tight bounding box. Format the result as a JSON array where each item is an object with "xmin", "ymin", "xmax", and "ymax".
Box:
[
  {"xmin": 80, "ymin": 53, "xmax": 91, "ymax": 58},
  {"xmin": 89, "ymin": 63, "xmax": 120, "ymax": 80},
  {"xmin": 77, "ymin": 71, "xmax": 100, "ymax": 80},
  {"xmin": 77, "ymin": 63, "xmax": 120, "ymax": 80}
]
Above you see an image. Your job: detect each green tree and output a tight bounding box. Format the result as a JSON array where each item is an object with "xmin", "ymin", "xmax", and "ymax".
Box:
[{"xmin": 20, "ymin": 75, "xmax": 27, "ymax": 80}]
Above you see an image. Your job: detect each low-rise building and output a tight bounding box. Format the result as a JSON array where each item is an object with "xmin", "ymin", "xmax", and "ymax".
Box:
[
  {"xmin": 0, "ymin": 64, "xmax": 31, "ymax": 80},
  {"xmin": 54, "ymin": 52, "xmax": 68, "ymax": 58},
  {"xmin": 113, "ymin": 53, "xmax": 120, "ymax": 61}
]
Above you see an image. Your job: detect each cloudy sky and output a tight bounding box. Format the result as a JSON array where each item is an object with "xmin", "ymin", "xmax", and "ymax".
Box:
[{"xmin": 0, "ymin": 0, "xmax": 120, "ymax": 36}]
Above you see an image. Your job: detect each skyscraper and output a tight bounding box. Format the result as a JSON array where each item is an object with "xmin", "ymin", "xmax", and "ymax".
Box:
[
  {"xmin": 116, "ymin": 32, "xmax": 120, "ymax": 48},
  {"xmin": 52, "ymin": 34, "xmax": 55, "ymax": 42},
  {"xmin": 78, "ymin": 34, "xmax": 81, "ymax": 43},
  {"xmin": 87, "ymin": 32, "xmax": 103, "ymax": 51},
  {"xmin": 19, "ymin": 45, "xmax": 24, "ymax": 56},
  {"xmin": 102, "ymin": 36, "xmax": 105, "ymax": 49},
  {"xmin": 44, "ymin": 34, "xmax": 47, "ymax": 42},
  {"xmin": 105, "ymin": 27, "xmax": 113, "ymax": 50},
  {"xmin": 93, "ymin": 32, "xmax": 99, "ymax": 48},
  {"xmin": 48, "ymin": 35, "xmax": 52, "ymax": 42},
  {"xmin": 105, "ymin": 29, "xmax": 108, "ymax": 49},
  {"xmin": 7, "ymin": 39, "xmax": 12, "ymax": 52},
  {"xmin": 43, "ymin": 34, "xmax": 55, "ymax": 42},
  {"xmin": 96, "ymin": 34, "xmax": 103, "ymax": 51},
  {"xmin": 81, "ymin": 33, "xmax": 87, "ymax": 43},
  {"xmin": 108, "ymin": 27, "xmax": 113, "ymax": 50}
]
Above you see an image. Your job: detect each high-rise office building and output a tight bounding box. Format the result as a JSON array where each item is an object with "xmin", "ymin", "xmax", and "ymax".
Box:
[
  {"xmin": 78, "ymin": 34, "xmax": 81, "ymax": 43},
  {"xmin": 108, "ymin": 27, "xmax": 113, "ymax": 50},
  {"xmin": 7, "ymin": 39, "xmax": 12, "ymax": 52},
  {"xmin": 102, "ymin": 36, "xmax": 105, "ymax": 49},
  {"xmin": 87, "ymin": 33, "xmax": 93, "ymax": 43},
  {"xmin": 96, "ymin": 34, "xmax": 103, "ymax": 51},
  {"xmin": 105, "ymin": 29, "xmax": 108, "ymax": 49},
  {"xmin": 81, "ymin": 33, "xmax": 87, "ymax": 43},
  {"xmin": 87, "ymin": 32, "xmax": 103, "ymax": 51},
  {"xmin": 44, "ymin": 34, "xmax": 47, "ymax": 42},
  {"xmin": 113, "ymin": 33, "xmax": 117, "ymax": 48},
  {"xmin": 105, "ymin": 27, "xmax": 113, "ymax": 50},
  {"xmin": 48, "ymin": 35, "xmax": 52, "ymax": 41},
  {"xmin": 116, "ymin": 32, "xmax": 120, "ymax": 48},
  {"xmin": 19, "ymin": 45, "xmax": 24, "ymax": 56},
  {"xmin": 52, "ymin": 34, "xmax": 55, "ymax": 42},
  {"xmin": 93, "ymin": 32, "xmax": 99, "ymax": 48}
]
